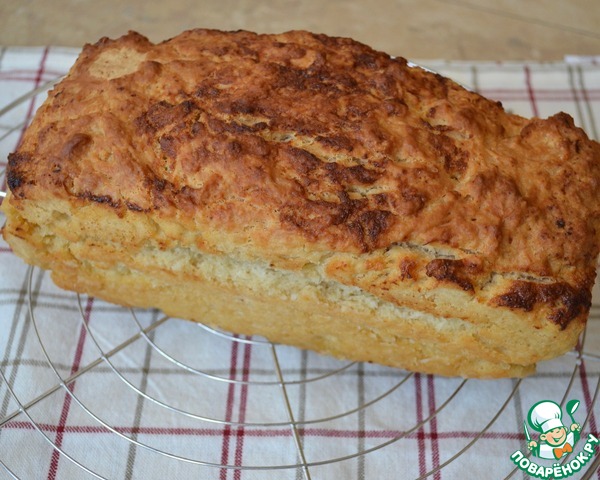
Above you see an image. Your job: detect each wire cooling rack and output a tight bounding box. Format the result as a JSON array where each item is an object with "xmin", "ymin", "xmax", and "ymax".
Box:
[{"xmin": 0, "ymin": 77, "xmax": 599, "ymax": 480}]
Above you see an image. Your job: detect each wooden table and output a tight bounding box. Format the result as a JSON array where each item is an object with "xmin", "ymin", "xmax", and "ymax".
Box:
[{"xmin": 0, "ymin": 0, "xmax": 598, "ymax": 60}]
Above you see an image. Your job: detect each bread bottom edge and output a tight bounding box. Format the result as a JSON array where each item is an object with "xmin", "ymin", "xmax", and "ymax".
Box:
[{"xmin": 46, "ymin": 260, "xmax": 536, "ymax": 379}]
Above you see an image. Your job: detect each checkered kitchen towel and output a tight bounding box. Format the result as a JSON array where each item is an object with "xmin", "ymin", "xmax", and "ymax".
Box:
[{"xmin": 0, "ymin": 46, "xmax": 599, "ymax": 480}]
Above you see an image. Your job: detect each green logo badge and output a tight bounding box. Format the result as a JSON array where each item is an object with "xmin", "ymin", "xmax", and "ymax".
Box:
[
  {"xmin": 526, "ymin": 399, "xmax": 581, "ymax": 460},
  {"xmin": 510, "ymin": 399, "xmax": 599, "ymax": 478}
]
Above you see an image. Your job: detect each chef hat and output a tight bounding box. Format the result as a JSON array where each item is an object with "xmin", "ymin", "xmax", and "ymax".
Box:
[{"xmin": 528, "ymin": 400, "xmax": 564, "ymax": 433}]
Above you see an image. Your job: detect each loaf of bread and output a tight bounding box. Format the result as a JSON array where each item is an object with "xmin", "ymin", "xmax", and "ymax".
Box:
[{"xmin": 3, "ymin": 29, "xmax": 600, "ymax": 378}]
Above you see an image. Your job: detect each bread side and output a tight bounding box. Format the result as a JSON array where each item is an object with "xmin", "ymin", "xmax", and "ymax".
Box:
[
  {"xmin": 3, "ymin": 29, "xmax": 600, "ymax": 377},
  {"xmin": 1, "ymin": 197, "xmax": 537, "ymax": 377}
]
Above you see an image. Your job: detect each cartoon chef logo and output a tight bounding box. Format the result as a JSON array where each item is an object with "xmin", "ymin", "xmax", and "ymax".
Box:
[
  {"xmin": 510, "ymin": 399, "xmax": 598, "ymax": 478},
  {"xmin": 525, "ymin": 399, "xmax": 581, "ymax": 460}
]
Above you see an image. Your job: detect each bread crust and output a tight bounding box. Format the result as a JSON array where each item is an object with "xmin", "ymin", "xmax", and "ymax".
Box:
[{"xmin": 3, "ymin": 29, "xmax": 600, "ymax": 377}]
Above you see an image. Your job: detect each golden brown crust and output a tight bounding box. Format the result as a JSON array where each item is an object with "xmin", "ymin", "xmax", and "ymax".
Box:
[{"xmin": 3, "ymin": 29, "xmax": 600, "ymax": 377}]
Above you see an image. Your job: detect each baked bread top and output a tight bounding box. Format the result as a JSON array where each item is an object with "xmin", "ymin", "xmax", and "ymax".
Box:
[{"xmin": 7, "ymin": 29, "xmax": 600, "ymax": 330}]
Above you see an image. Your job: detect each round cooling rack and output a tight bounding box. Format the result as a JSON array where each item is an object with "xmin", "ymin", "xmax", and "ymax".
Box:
[{"xmin": 0, "ymin": 76, "xmax": 599, "ymax": 480}]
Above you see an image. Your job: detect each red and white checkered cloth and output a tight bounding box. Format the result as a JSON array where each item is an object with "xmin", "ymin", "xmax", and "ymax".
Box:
[{"xmin": 0, "ymin": 46, "xmax": 599, "ymax": 480}]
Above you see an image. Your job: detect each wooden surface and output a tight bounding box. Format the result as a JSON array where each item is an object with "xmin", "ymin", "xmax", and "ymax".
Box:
[{"xmin": 0, "ymin": 0, "xmax": 598, "ymax": 61}]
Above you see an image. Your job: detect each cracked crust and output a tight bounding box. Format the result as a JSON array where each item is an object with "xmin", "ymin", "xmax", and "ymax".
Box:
[{"xmin": 3, "ymin": 29, "xmax": 600, "ymax": 377}]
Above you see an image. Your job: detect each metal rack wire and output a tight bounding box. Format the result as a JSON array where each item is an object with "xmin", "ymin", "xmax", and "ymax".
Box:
[{"xmin": 0, "ymin": 80, "xmax": 599, "ymax": 480}]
